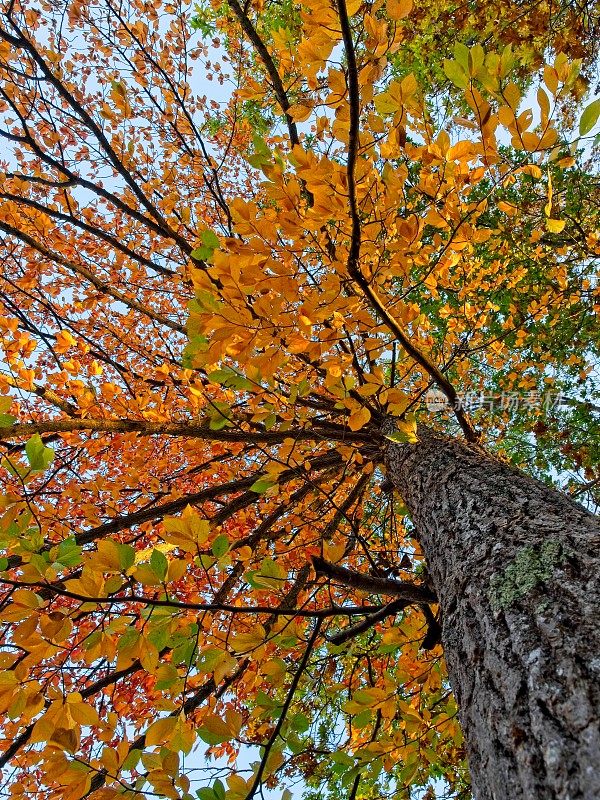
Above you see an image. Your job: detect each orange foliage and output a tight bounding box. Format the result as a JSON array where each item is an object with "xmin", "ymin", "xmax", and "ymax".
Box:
[{"xmin": 0, "ymin": 0, "xmax": 598, "ymax": 798}]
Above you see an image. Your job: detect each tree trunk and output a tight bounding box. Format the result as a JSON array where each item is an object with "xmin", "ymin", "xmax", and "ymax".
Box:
[{"xmin": 385, "ymin": 430, "xmax": 600, "ymax": 800}]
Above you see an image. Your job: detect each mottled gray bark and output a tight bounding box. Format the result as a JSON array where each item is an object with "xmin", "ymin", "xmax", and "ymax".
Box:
[{"xmin": 385, "ymin": 430, "xmax": 600, "ymax": 800}]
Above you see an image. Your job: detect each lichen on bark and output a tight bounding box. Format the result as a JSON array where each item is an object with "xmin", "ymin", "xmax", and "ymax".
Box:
[{"xmin": 488, "ymin": 539, "xmax": 568, "ymax": 611}]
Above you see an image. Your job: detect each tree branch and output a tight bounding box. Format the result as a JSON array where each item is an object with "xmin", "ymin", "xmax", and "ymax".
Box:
[
  {"xmin": 227, "ymin": 0, "xmax": 300, "ymax": 148},
  {"xmin": 326, "ymin": 598, "xmax": 408, "ymax": 646},
  {"xmin": 334, "ymin": 0, "xmax": 478, "ymax": 442},
  {"xmin": 243, "ymin": 618, "xmax": 323, "ymax": 800},
  {"xmin": 312, "ymin": 556, "xmax": 436, "ymax": 603},
  {"xmin": 0, "ymin": 220, "xmax": 186, "ymax": 334}
]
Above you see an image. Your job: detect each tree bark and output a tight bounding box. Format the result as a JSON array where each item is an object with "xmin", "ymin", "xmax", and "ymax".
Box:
[{"xmin": 385, "ymin": 430, "xmax": 600, "ymax": 800}]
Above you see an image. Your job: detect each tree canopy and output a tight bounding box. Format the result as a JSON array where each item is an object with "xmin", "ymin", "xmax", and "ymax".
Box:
[{"xmin": 0, "ymin": 0, "xmax": 598, "ymax": 798}]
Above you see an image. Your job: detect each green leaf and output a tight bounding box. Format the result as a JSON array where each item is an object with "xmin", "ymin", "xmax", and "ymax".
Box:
[
  {"xmin": 499, "ymin": 44, "xmax": 514, "ymax": 78},
  {"xmin": 150, "ymin": 548, "xmax": 168, "ymax": 580},
  {"xmin": 252, "ymin": 135, "xmax": 270, "ymax": 156},
  {"xmin": 207, "ymin": 368, "xmax": 253, "ymax": 391},
  {"xmin": 0, "ymin": 398, "xmax": 15, "ymax": 427},
  {"xmin": 121, "ymin": 749, "xmax": 141, "ymax": 772},
  {"xmin": 117, "ymin": 543, "xmax": 136, "ymax": 571},
  {"xmin": 251, "ymin": 558, "xmax": 286, "ymax": 590},
  {"xmin": 213, "ymin": 779, "xmax": 226, "ymax": 800},
  {"xmin": 249, "ymin": 476, "xmax": 276, "ymax": 493},
  {"xmin": 286, "ymin": 732, "xmax": 305, "ymax": 755},
  {"xmin": 148, "ymin": 622, "xmax": 171, "ymax": 652},
  {"xmin": 190, "ymin": 292, "xmax": 222, "ymax": 314},
  {"xmin": 182, "ymin": 335, "xmax": 208, "ymax": 369},
  {"xmin": 353, "ymin": 709, "xmax": 373, "ymax": 729},
  {"xmin": 208, "ymin": 401, "xmax": 232, "ymax": 430},
  {"xmin": 579, "ymin": 99, "xmax": 600, "ymax": 136},
  {"xmin": 190, "ymin": 246, "xmax": 213, "ymax": 261},
  {"xmin": 190, "ymin": 230, "xmax": 220, "ymax": 263},
  {"xmin": 55, "ymin": 537, "xmax": 82, "ymax": 567},
  {"xmin": 453, "ymin": 42, "xmax": 469, "ymax": 71},
  {"xmin": 83, "ymin": 630, "xmax": 102, "ymax": 651},
  {"xmin": 384, "ymin": 414, "xmax": 418, "ymax": 444},
  {"xmin": 291, "ymin": 712, "xmax": 309, "ymax": 733},
  {"xmin": 172, "ymin": 638, "xmax": 196, "ymax": 668},
  {"xmin": 25, "ymin": 434, "xmax": 55, "ymax": 472},
  {"xmin": 385, "ymin": 431, "xmax": 411, "ymax": 443},
  {"xmin": 249, "ymin": 135, "xmax": 271, "ymax": 169},
  {"xmin": 208, "ymin": 416, "xmax": 228, "ymax": 431},
  {"xmin": 443, "ymin": 59, "xmax": 469, "ymax": 90},
  {"xmin": 196, "ymin": 647, "xmax": 223, "ymax": 673},
  {"xmin": 0, "ymin": 557, "xmax": 8, "ymax": 571},
  {"xmin": 211, "ymin": 534, "xmax": 229, "ymax": 558},
  {"xmin": 374, "ymin": 87, "xmax": 399, "ymax": 116},
  {"xmin": 197, "ymin": 726, "xmax": 231, "ymax": 746},
  {"xmin": 117, "ymin": 627, "xmax": 140, "ymax": 651},
  {"xmin": 341, "ymin": 765, "xmax": 362, "ymax": 788},
  {"xmin": 201, "ymin": 229, "xmax": 220, "ymax": 249}
]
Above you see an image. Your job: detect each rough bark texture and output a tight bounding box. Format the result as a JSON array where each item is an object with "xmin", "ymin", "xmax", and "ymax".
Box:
[{"xmin": 386, "ymin": 430, "xmax": 600, "ymax": 800}]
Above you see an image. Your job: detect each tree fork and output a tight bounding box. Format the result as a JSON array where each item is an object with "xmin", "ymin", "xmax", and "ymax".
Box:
[{"xmin": 385, "ymin": 429, "xmax": 600, "ymax": 800}]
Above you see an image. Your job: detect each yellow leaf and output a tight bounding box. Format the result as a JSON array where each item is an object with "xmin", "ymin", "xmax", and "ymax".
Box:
[
  {"xmin": 386, "ymin": 0, "xmax": 412, "ymax": 20},
  {"xmin": 346, "ymin": 0, "xmax": 362, "ymax": 13},
  {"xmin": 227, "ymin": 774, "xmax": 251, "ymax": 800},
  {"xmin": 170, "ymin": 716, "xmax": 196, "ymax": 753},
  {"xmin": 446, "ymin": 140, "xmax": 474, "ymax": 162},
  {"xmin": 54, "ymin": 330, "xmax": 77, "ymax": 352},
  {"xmin": 146, "ymin": 716, "xmax": 177, "ymax": 747},
  {"xmin": 518, "ymin": 164, "xmax": 542, "ymax": 179},
  {"xmin": 287, "ymin": 103, "xmax": 313, "ymax": 122},
  {"xmin": 357, "ymin": 382, "xmax": 380, "ymax": 397},
  {"xmin": 385, "ymin": 388, "xmax": 410, "ymax": 415},
  {"xmin": 538, "ymin": 126, "xmax": 558, "ymax": 149},
  {"xmin": 323, "ymin": 540, "xmax": 345, "ymax": 563},
  {"xmin": 134, "ymin": 542, "xmax": 176, "ymax": 564},
  {"xmin": 252, "ymin": 558, "xmax": 286, "ymax": 590},
  {"xmin": 385, "ymin": 415, "xmax": 418, "ymax": 444},
  {"xmin": 547, "ymin": 218, "xmax": 566, "ymax": 233},
  {"xmin": 50, "ymin": 726, "xmax": 80, "ymax": 753},
  {"xmin": 69, "ymin": 700, "xmax": 101, "ymax": 727},
  {"xmin": 230, "ymin": 624, "xmax": 266, "ymax": 654},
  {"xmin": 348, "ymin": 405, "xmax": 371, "ymax": 431},
  {"xmin": 353, "ymin": 687, "xmax": 387, "ymax": 706},
  {"xmin": 424, "ymin": 208, "xmax": 448, "ymax": 228},
  {"xmin": 520, "ymin": 131, "xmax": 542, "ymax": 152},
  {"xmin": 198, "ymin": 712, "xmax": 241, "ymax": 744},
  {"xmin": 264, "ymin": 748, "xmax": 285, "ymax": 776},
  {"xmin": 543, "ymin": 65, "xmax": 559, "ymax": 94},
  {"xmin": 11, "ymin": 589, "xmax": 42, "ymax": 609},
  {"xmin": 133, "ymin": 564, "xmax": 162, "ymax": 586},
  {"xmin": 40, "ymin": 611, "xmax": 72, "ymax": 643},
  {"xmin": 498, "ymin": 201, "xmax": 517, "ymax": 217},
  {"xmin": 94, "ymin": 540, "xmax": 125, "ymax": 573},
  {"xmin": 214, "ymin": 652, "xmax": 238, "ymax": 684},
  {"xmin": 167, "ymin": 558, "xmax": 187, "ymax": 582},
  {"xmin": 87, "ymin": 790, "xmax": 120, "ymax": 800},
  {"xmin": 163, "ymin": 505, "xmax": 209, "ymax": 551},
  {"xmin": 262, "ymin": 658, "xmax": 287, "ymax": 686}
]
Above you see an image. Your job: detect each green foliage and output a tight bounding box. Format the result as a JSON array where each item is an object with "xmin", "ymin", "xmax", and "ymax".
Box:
[{"xmin": 25, "ymin": 434, "xmax": 55, "ymax": 472}]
